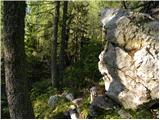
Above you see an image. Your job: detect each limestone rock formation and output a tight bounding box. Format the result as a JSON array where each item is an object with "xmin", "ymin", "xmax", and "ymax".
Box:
[{"xmin": 99, "ymin": 8, "xmax": 159, "ymax": 109}]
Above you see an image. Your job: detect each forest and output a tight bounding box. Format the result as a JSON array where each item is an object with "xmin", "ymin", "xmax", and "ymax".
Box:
[{"xmin": 1, "ymin": 1, "xmax": 159, "ymax": 119}]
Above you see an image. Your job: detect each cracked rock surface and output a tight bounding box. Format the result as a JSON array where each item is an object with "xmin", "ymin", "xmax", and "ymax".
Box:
[{"xmin": 99, "ymin": 8, "xmax": 159, "ymax": 109}]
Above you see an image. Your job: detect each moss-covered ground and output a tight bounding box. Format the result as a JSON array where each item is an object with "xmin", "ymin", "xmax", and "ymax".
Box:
[{"xmin": 31, "ymin": 80, "xmax": 158, "ymax": 119}]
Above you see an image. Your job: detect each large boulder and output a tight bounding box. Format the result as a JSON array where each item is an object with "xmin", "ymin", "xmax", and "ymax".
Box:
[{"xmin": 99, "ymin": 8, "xmax": 159, "ymax": 109}]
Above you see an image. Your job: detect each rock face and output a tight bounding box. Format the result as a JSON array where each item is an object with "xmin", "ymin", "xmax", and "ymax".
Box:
[{"xmin": 99, "ymin": 8, "xmax": 159, "ymax": 109}]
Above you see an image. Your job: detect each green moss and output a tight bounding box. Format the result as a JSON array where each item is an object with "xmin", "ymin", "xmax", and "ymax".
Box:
[
  {"xmin": 33, "ymin": 94, "xmax": 71, "ymax": 119},
  {"xmin": 46, "ymin": 98, "xmax": 71, "ymax": 119},
  {"xmin": 31, "ymin": 80, "xmax": 156, "ymax": 119},
  {"xmin": 79, "ymin": 96, "xmax": 90, "ymax": 118},
  {"xmin": 128, "ymin": 107, "xmax": 153, "ymax": 119},
  {"xmin": 95, "ymin": 109, "xmax": 121, "ymax": 119}
]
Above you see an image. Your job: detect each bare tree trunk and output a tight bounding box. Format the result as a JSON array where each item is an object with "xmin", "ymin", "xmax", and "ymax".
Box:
[
  {"xmin": 59, "ymin": 1, "xmax": 68, "ymax": 87},
  {"xmin": 51, "ymin": 1, "xmax": 60, "ymax": 89},
  {"xmin": 3, "ymin": 1, "xmax": 34, "ymax": 118},
  {"xmin": 121, "ymin": 1, "xmax": 127, "ymax": 9}
]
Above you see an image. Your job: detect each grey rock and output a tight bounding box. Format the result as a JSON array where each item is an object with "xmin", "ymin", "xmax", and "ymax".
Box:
[
  {"xmin": 65, "ymin": 93, "xmax": 74, "ymax": 101},
  {"xmin": 92, "ymin": 95, "xmax": 118, "ymax": 110},
  {"xmin": 90, "ymin": 86, "xmax": 98, "ymax": 96},
  {"xmin": 88, "ymin": 95, "xmax": 118, "ymax": 117},
  {"xmin": 90, "ymin": 86, "xmax": 98, "ymax": 103},
  {"xmin": 48, "ymin": 95, "xmax": 58, "ymax": 108},
  {"xmin": 99, "ymin": 8, "xmax": 159, "ymax": 109}
]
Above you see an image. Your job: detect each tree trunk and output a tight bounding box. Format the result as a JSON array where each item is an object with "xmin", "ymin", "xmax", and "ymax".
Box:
[
  {"xmin": 3, "ymin": 1, "xmax": 34, "ymax": 118},
  {"xmin": 64, "ymin": 10, "xmax": 72, "ymax": 66},
  {"xmin": 59, "ymin": 1, "xmax": 68, "ymax": 87},
  {"xmin": 51, "ymin": 1, "xmax": 60, "ymax": 89},
  {"xmin": 121, "ymin": 1, "xmax": 127, "ymax": 9}
]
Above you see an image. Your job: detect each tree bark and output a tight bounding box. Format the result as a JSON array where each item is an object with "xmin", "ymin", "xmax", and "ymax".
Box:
[
  {"xmin": 59, "ymin": 1, "xmax": 68, "ymax": 87},
  {"xmin": 51, "ymin": 1, "xmax": 60, "ymax": 89},
  {"xmin": 3, "ymin": 1, "xmax": 34, "ymax": 118}
]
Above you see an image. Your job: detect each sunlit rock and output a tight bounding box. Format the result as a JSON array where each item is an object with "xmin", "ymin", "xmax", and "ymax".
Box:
[
  {"xmin": 99, "ymin": 8, "xmax": 159, "ymax": 109},
  {"xmin": 90, "ymin": 86, "xmax": 98, "ymax": 103},
  {"xmin": 65, "ymin": 93, "xmax": 74, "ymax": 101}
]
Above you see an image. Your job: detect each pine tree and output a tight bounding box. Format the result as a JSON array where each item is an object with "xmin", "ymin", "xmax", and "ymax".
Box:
[
  {"xmin": 3, "ymin": 1, "xmax": 34, "ymax": 118},
  {"xmin": 51, "ymin": 1, "xmax": 60, "ymax": 89},
  {"xmin": 59, "ymin": 1, "xmax": 68, "ymax": 87}
]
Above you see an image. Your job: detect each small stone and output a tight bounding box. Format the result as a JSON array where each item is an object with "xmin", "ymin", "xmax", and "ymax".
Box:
[
  {"xmin": 48, "ymin": 95, "xmax": 58, "ymax": 108},
  {"xmin": 65, "ymin": 93, "xmax": 74, "ymax": 101}
]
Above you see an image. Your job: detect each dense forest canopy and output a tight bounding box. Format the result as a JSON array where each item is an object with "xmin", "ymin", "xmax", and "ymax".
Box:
[{"xmin": 1, "ymin": 1, "xmax": 159, "ymax": 119}]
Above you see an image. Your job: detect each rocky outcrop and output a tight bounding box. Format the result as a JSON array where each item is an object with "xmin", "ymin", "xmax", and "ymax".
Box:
[{"xmin": 99, "ymin": 8, "xmax": 159, "ymax": 109}]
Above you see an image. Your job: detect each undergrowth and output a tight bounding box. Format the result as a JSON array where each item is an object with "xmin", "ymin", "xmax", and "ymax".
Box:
[{"xmin": 31, "ymin": 80, "xmax": 156, "ymax": 119}]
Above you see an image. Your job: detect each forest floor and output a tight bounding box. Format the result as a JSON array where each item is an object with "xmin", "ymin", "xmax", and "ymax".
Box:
[
  {"xmin": 30, "ymin": 79, "xmax": 158, "ymax": 119},
  {"xmin": 1, "ymin": 77, "xmax": 158, "ymax": 119},
  {"xmin": 1, "ymin": 40, "xmax": 158, "ymax": 119}
]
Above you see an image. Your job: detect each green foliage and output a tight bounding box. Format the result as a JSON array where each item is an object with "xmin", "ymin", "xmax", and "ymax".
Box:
[
  {"xmin": 30, "ymin": 79, "xmax": 155, "ymax": 119},
  {"xmin": 31, "ymin": 80, "xmax": 91, "ymax": 119},
  {"xmin": 45, "ymin": 98, "xmax": 70, "ymax": 119},
  {"xmin": 128, "ymin": 107, "xmax": 153, "ymax": 119},
  {"xmin": 97, "ymin": 1, "xmax": 121, "ymax": 9},
  {"xmin": 1, "ymin": 107, "xmax": 10, "ymax": 119},
  {"xmin": 66, "ymin": 1, "xmax": 90, "ymax": 62},
  {"xmin": 64, "ymin": 39, "xmax": 101, "ymax": 88},
  {"xmin": 33, "ymin": 94, "xmax": 49, "ymax": 118},
  {"xmin": 96, "ymin": 109, "xmax": 121, "ymax": 119},
  {"xmin": 2, "ymin": 1, "xmax": 158, "ymax": 119},
  {"xmin": 25, "ymin": 1, "xmax": 53, "ymax": 61},
  {"xmin": 31, "ymin": 80, "xmax": 51, "ymax": 100},
  {"xmin": 31, "ymin": 81, "xmax": 74, "ymax": 119},
  {"xmin": 79, "ymin": 95, "xmax": 90, "ymax": 118}
]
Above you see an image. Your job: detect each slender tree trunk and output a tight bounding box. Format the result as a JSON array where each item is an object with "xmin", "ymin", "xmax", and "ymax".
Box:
[
  {"xmin": 59, "ymin": 1, "xmax": 68, "ymax": 87},
  {"xmin": 64, "ymin": 12, "xmax": 72, "ymax": 66},
  {"xmin": 121, "ymin": 1, "xmax": 127, "ymax": 9},
  {"xmin": 140, "ymin": 1, "xmax": 159, "ymax": 14},
  {"xmin": 51, "ymin": 1, "xmax": 60, "ymax": 89},
  {"xmin": 3, "ymin": 1, "xmax": 34, "ymax": 118}
]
